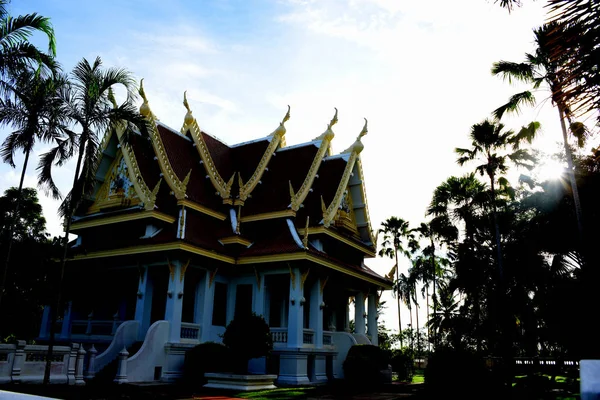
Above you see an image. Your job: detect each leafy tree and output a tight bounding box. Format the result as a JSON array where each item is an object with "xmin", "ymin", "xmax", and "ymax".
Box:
[
  {"xmin": 0, "ymin": 69, "xmax": 71, "ymax": 312},
  {"xmin": 38, "ymin": 56, "xmax": 143, "ymax": 384},
  {"xmin": 378, "ymin": 217, "xmax": 416, "ymax": 346},
  {"xmin": 455, "ymin": 119, "xmax": 538, "ymax": 282},
  {"xmin": 492, "ymin": 23, "xmax": 587, "ymax": 242},
  {"xmin": 0, "ymin": 0, "xmax": 57, "ymax": 93},
  {"xmin": 0, "ymin": 187, "xmax": 56, "ymax": 340}
]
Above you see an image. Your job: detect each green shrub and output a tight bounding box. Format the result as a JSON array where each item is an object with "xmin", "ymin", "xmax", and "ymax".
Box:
[
  {"xmin": 424, "ymin": 348, "xmax": 501, "ymax": 399},
  {"xmin": 390, "ymin": 348, "xmax": 414, "ymax": 382},
  {"xmin": 222, "ymin": 313, "xmax": 273, "ymax": 373},
  {"xmin": 343, "ymin": 345, "xmax": 390, "ymax": 388},
  {"xmin": 183, "ymin": 342, "xmax": 232, "ymax": 386}
]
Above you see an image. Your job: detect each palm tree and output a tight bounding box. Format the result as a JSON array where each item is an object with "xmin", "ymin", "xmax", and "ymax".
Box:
[
  {"xmin": 412, "ymin": 221, "xmax": 456, "ymax": 349},
  {"xmin": 0, "ymin": 0, "xmax": 57, "ymax": 91},
  {"xmin": 398, "ymin": 272, "xmax": 414, "ymax": 346},
  {"xmin": 455, "ymin": 119, "xmax": 538, "ymax": 282},
  {"xmin": 0, "ymin": 69, "xmax": 71, "ymax": 313},
  {"xmin": 492, "ymin": 23, "xmax": 586, "ymax": 242},
  {"xmin": 379, "ymin": 217, "xmax": 415, "ymax": 347},
  {"xmin": 39, "ymin": 56, "xmax": 143, "ymax": 384}
]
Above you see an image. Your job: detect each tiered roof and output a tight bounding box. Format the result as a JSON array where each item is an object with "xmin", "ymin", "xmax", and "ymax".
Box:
[{"xmin": 70, "ymin": 82, "xmax": 390, "ymax": 289}]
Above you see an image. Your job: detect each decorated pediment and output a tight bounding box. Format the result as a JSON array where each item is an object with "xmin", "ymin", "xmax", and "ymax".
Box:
[
  {"xmin": 334, "ymin": 187, "xmax": 358, "ymax": 235},
  {"xmin": 88, "ymin": 151, "xmax": 140, "ymax": 213}
]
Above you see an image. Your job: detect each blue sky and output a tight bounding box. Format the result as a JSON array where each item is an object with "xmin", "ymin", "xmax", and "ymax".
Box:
[{"xmin": 3, "ymin": 0, "xmax": 571, "ymax": 332}]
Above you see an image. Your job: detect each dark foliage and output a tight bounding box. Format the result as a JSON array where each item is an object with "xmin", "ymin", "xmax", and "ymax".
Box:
[
  {"xmin": 222, "ymin": 312, "xmax": 273, "ymax": 373},
  {"xmin": 425, "ymin": 348, "xmax": 502, "ymax": 399},
  {"xmin": 343, "ymin": 345, "xmax": 390, "ymax": 388},
  {"xmin": 389, "ymin": 348, "xmax": 414, "ymax": 382},
  {"xmin": 183, "ymin": 342, "xmax": 232, "ymax": 386}
]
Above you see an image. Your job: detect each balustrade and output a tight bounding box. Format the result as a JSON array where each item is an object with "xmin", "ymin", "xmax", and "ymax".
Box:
[
  {"xmin": 323, "ymin": 331, "xmax": 333, "ymax": 346},
  {"xmin": 302, "ymin": 329, "xmax": 314, "ymax": 345},
  {"xmin": 270, "ymin": 328, "xmax": 288, "ymax": 344},
  {"xmin": 180, "ymin": 322, "xmax": 201, "ymax": 342}
]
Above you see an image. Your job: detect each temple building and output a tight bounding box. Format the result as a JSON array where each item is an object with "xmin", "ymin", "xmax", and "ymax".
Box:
[{"xmin": 38, "ymin": 82, "xmax": 391, "ymax": 385}]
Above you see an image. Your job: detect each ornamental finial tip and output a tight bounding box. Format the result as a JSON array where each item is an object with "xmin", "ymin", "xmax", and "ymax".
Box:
[
  {"xmin": 108, "ymin": 87, "xmax": 117, "ymax": 109},
  {"xmin": 329, "ymin": 107, "xmax": 338, "ymax": 128},
  {"xmin": 183, "ymin": 91, "xmax": 191, "ymax": 113},
  {"xmin": 358, "ymin": 118, "xmax": 368, "ymax": 139},
  {"xmin": 281, "ymin": 105, "xmax": 291, "ymax": 125},
  {"xmin": 139, "ymin": 79, "xmax": 147, "ymax": 102}
]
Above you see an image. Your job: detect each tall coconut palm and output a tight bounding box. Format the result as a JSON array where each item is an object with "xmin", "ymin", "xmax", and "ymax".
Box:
[
  {"xmin": 0, "ymin": 69, "xmax": 71, "ymax": 312},
  {"xmin": 0, "ymin": 0, "xmax": 57, "ymax": 91},
  {"xmin": 412, "ymin": 220, "xmax": 456, "ymax": 349},
  {"xmin": 492, "ymin": 23, "xmax": 586, "ymax": 242},
  {"xmin": 455, "ymin": 119, "xmax": 539, "ymax": 282},
  {"xmin": 39, "ymin": 56, "xmax": 143, "ymax": 384},
  {"xmin": 379, "ymin": 217, "xmax": 415, "ymax": 347}
]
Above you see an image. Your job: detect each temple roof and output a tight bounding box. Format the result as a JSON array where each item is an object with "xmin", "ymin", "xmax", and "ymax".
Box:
[{"xmin": 72, "ymin": 85, "xmax": 387, "ymax": 289}]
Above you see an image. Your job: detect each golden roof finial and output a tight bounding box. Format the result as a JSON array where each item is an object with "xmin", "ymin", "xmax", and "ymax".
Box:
[
  {"xmin": 328, "ymin": 107, "xmax": 338, "ymax": 129},
  {"xmin": 139, "ymin": 79, "xmax": 151, "ymax": 117},
  {"xmin": 358, "ymin": 118, "xmax": 368, "ymax": 139},
  {"xmin": 108, "ymin": 87, "xmax": 117, "ymax": 109},
  {"xmin": 342, "ymin": 118, "xmax": 368, "ymax": 154},
  {"xmin": 313, "ymin": 108, "xmax": 338, "ymax": 142},
  {"xmin": 302, "ymin": 216, "xmax": 310, "ymax": 248},
  {"xmin": 183, "ymin": 91, "xmax": 194, "ymax": 125},
  {"xmin": 271, "ymin": 105, "xmax": 291, "ymax": 138},
  {"xmin": 282, "ymin": 105, "xmax": 291, "ymax": 125}
]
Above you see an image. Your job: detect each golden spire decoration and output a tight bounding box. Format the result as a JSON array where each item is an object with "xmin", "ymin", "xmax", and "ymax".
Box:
[
  {"xmin": 342, "ymin": 118, "xmax": 368, "ymax": 154},
  {"xmin": 313, "ymin": 108, "xmax": 338, "ymax": 141},
  {"xmin": 183, "ymin": 91, "xmax": 194, "ymax": 126},
  {"xmin": 270, "ymin": 105, "xmax": 291, "ymax": 138},
  {"xmin": 289, "ymin": 181, "xmax": 295, "ymax": 199},
  {"xmin": 139, "ymin": 78, "xmax": 151, "ymax": 117},
  {"xmin": 302, "ymin": 216, "xmax": 310, "ymax": 248}
]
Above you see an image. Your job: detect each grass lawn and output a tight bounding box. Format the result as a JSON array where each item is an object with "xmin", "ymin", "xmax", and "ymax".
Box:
[{"xmin": 233, "ymin": 387, "xmax": 316, "ymax": 399}]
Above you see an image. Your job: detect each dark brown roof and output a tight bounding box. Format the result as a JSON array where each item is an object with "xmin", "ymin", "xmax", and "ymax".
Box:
[{"xmin": 244, "ymin": 143, "xmax": 320, "ymax": 215}]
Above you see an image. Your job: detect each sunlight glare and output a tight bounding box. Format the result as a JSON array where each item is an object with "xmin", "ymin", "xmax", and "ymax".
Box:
[{"xmin": 537, "ymin": 159, "xmax": 565, "ymax": 181}]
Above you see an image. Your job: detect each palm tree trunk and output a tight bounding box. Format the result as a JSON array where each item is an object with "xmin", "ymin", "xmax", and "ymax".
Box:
[
  {"xmin": 430, "ymin": 238, "xmax": 437, "ymax": 350},
  {"xmin": 489, "ymin": 178, "xmax": 504, "ymax": 282},
  {"xmin": 0, "ymin": 145, "xmax": 32, "ymax": 312},
  {"xmin": 409, "ymin": 304, "xmax": 413, "ymax": 351},
  {"xmin": 43, "ymin": 136, "xmax": 86, "ymax": 385},
  {"xmin": 415, "ymin": 300, "xmax": 420, "ymax": 354},
  {"xmin": 395, "ymin": 251, "xmax": 403, "ymax": 348},
  {"xmin": 426, "ymin": 285, "xmax": 430, "ymax": 352},
  {"xmin": 558, "ymin": 106, "xmax": 584, "ymax": 243}
]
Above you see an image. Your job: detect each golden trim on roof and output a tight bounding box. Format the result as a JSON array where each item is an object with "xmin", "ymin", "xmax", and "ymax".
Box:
[
  {"xmin": 355, "ymin": 159, "xmax": 377, "ymax": 247},
  {"xmin": 219, "ymin": 236, "xmax": 252, "ymax": 246},
  {"xmin": 239, "ymin": 209, "xmax": 296, "ymax": 223},
  {"xmin": 322, "ymin": 119, "xmax": 367, "ymax": 228},
  {"xmin": 71, "ymin": 210, "xmax": 175, "ymax": 231},
  {"xmin": 177, "ymin": 199, "xmax": 227, "ymax": 221},
  {"xmin": 180, "ymin": 92, "xmax": 236, "ymax": 201},
  {"xmin": 289, "ymin": 108, "xmax": 337, "ymax": 212},
  {"xmin": 297, "ymin": 226, "xmax": 376, "ymax": 257},
  {"xmin": 139, "ymin": 80, "xmax": 190, "ymax": 200},
  {"xmin": 238, "ymin": 106, "xmax": 290, "ymax": 202}
]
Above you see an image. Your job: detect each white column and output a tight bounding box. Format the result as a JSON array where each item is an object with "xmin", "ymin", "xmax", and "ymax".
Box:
[
  {"xmin": 164, "ymin": 261, "xmax": 185, "ymax": 342},
  {"xmin": 309, "ymin": 278, "xmax": 324, "ymax": 348},
  {"xmin": 354, "ymin": 292, "xmax": 366, "ymax": 335},
  {"xmin": 39, "ymin": 306, "xmax": 51, "ymax": 338},
  {"xmin": 253, "ymin": 273, "xmax": 266, "ymax": 317},
  {"xmin": 60, "ymin": 301, "xmax": 72, "ymax": 339},
  {"xmin": 344, "ymin": 297, "xmax": 350, "ymax": 332},
  {"xmin": 200, "ymin": 271, "xmax": 215, "ymax": 343},
  {"xmin": 134, "ymin": 267, "xmax": 153, "ymax": 340},
  {"xmin": 367, "ymin": 294, "xmax": 378, "ymax": 346},
  {"xmin": 287, "ymin": 267, "xmax": 303, "ymax": 348}
]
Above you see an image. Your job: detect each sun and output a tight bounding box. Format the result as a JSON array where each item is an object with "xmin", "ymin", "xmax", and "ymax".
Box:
[{"xmin": 537, "ymin": 158, "xmax": 565, "ymax": 181}]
